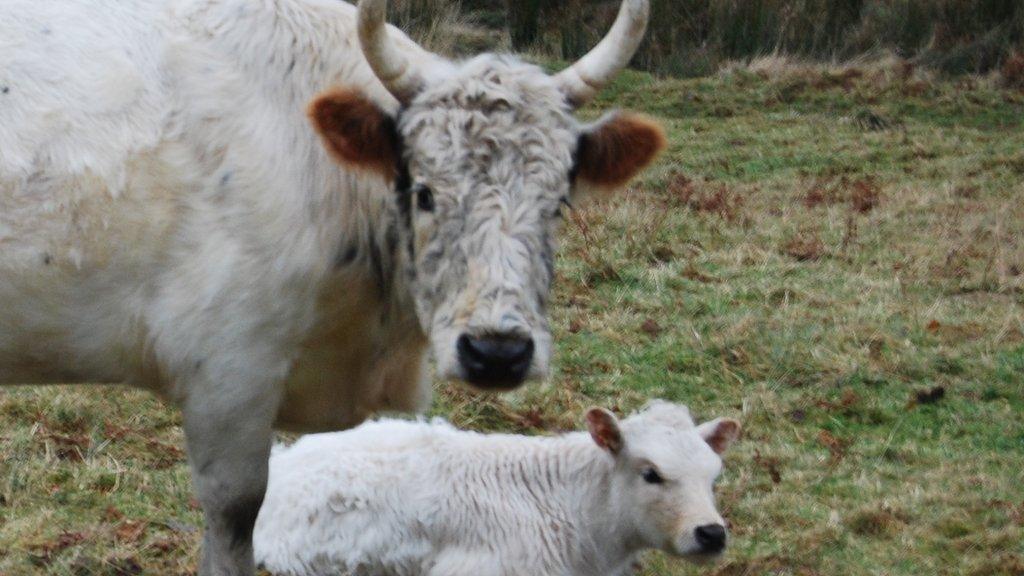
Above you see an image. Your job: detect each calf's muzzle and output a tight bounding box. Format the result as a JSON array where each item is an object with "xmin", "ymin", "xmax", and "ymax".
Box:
[{"xmin": 694, "ymin": 523, "xmax": 727, "ymax": 554}]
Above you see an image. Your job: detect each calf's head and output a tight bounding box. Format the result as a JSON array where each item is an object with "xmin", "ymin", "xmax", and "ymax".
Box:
[
  {"xmin": 308, "ymin": 0, "xmax": 665, "ymax": 390},
  {"xmin": 587, "ymin": 400, "xmax": 741, "ymax": 560}
]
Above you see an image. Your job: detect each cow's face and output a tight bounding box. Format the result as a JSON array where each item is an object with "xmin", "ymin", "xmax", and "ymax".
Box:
[
  {"xmin": 587, "ymin": 401, "xmax": 740, "ymax": 560},
  {"xmin": 393, "ymin": 58, "xmax": 574, "ymax": 389},
  {"xmin": 308, "ymin": 57, "xmax": 663, "ymax": 390},
  {"xmin": 310, "ymin": 0, "xmax": 661, "ymax": 389}
]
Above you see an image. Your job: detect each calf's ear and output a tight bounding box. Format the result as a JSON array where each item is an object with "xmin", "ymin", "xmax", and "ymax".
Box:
[
  {"xmin": 574, "ymin": 111, "xmax": 666, "ymax": 194},
  {"xmin": 586, "ymin": 408, "xmax": 624, "ymax": 455},
  {"xmin": 308, "ymin": 88, "xmax": 400, "ymax": 180},
  {"xmin": 696, "ymin": 418, "xmax": 741, "ymax": 454}
]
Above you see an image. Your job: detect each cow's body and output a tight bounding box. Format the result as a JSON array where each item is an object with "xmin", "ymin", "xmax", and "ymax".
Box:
[
  {"xmin": 0, "ymin": 0, "xmax": 664, "ymax": 573},
  {"xmin": 0, "ymin": 0, "xmax": 429, "ymax": 428},
  {"xmin": 2, "ymin": 3, "xmax": 438, "ymax": 573}
]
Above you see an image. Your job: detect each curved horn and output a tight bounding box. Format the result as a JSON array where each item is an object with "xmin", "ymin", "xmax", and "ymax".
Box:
[
  {"xmin": 357, "ymin": 0, "xmax": 425, "ymax": 104},
  {"xmin": 555, "ymin": 0, "xmax": 650, "ymax": 107}
]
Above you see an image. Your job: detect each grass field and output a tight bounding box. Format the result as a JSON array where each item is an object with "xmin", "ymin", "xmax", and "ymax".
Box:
[{"xmin": 2, "ymin": 60, "xmax": 1023, "ymax": 575}]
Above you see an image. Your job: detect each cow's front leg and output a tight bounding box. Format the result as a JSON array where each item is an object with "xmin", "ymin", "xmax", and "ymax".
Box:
[{"xmin": 182, "ymin": 378, "xmax": 284, "ymax": 576}]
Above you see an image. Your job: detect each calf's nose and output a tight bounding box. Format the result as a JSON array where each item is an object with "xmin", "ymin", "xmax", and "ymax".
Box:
[
  {"xmin": 694, "ymin": 524, "xmax": 727, "ymax": 553},
  {"xmin": 457, "ymin": 333, "xmax": 534, "ymax": 390}
]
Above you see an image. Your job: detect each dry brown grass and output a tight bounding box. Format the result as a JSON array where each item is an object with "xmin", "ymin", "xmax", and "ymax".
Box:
[{"xmin": 782, "ymin": 231, "xmax": 826, "ymax": 262}]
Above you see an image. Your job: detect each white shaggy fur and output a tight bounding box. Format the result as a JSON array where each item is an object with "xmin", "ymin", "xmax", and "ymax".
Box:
[
  {"xmin": 0, "ymin": 0, "xmax": 660, "ymax": 573},
  {"xmin": 254, "ymin": 401, "xmax": 738, "ymax": 576}
]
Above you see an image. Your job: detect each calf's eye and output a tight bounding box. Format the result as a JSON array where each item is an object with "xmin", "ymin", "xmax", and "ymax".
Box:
[
  {"xmin": 641, "ymin": 467, "xmax": 664, "ymax": 484},
  {"xmin": 416, "ymin": 186, "xmax": 434, "ymax": 212}
]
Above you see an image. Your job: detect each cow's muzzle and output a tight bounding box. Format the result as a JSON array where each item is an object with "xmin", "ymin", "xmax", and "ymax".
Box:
[{"xmin": 456, "ymin": 332, "xmax": 534, "ymax": 390}]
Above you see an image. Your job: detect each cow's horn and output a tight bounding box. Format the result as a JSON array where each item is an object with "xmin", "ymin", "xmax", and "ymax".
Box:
[
  {"xmin": 555, "ymin": 0, "xmax": 650, "ymax": 107},
  {"xmin": 356, "ymin": 0, "xmax": 424, "ymax": 104}
]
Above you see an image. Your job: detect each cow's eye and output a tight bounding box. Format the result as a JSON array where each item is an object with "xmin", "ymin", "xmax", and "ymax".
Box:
[
  {"xmin": 641, "ymin": 467, "xmax": 664, "ymax": 484},
  {"xmin": 416, "ymin": 186, "xmax": 434, "ymax": 212}
]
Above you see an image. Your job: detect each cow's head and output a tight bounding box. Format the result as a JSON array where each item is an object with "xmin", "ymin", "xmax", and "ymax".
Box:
[
  {"xmin": 309, "ymin": 0, "xmax": 664, "ymax": 390},
  {"xmin": 587, "ymin": 401, "xmax": 741, "ymax": 560}
]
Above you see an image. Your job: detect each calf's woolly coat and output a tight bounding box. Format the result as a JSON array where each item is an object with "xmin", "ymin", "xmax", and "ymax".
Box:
[{"xmin": 254, "ymin": 401, "xmax": 740, "ymax": 576}]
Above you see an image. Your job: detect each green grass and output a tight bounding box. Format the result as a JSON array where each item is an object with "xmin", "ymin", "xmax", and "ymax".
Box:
[{"xmin": 3, "ymin": 61, "xmax": 1024, "ymax": 575}]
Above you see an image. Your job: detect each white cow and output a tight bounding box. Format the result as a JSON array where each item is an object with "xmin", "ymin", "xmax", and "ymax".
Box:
[
  {"xmin": 0, "ymin": 0, "xmax": 665, "ymax": 573},
  {"xmin": 253, "ymin": 401, "xmax": 741, "ymax": 576}
]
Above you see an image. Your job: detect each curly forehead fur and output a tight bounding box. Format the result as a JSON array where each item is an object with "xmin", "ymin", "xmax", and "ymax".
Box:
[
  {"xmin": 409, "ymin": 55, "xmax": 575, "ymax": 122},
  {"xmin": 400, "ymin": 55, "xmax": 577, "ymax": 175}
]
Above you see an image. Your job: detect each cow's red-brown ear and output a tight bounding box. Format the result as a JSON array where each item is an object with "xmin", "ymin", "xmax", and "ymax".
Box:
[
  {"xmin": 576, "ymin": 112, "xmax": 666, "ymax": 190},
  {"xmin": 307, "ymin": 88, "xmax": 399, "ymax": 179}
]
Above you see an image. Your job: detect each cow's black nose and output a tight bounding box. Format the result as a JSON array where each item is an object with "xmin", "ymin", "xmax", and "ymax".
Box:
[
  {"xmin": 457, "ymin": 333, "xmax": 534, "ymax": 390},
  {"xmin": 694, "ymin": 524, "xmax": 727, "ymax": 553}
]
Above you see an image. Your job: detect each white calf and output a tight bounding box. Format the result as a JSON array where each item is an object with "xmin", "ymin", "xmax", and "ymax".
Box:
[{"xmin": 253, "ymin": 401, "xmax": 740, "ymax": 576}]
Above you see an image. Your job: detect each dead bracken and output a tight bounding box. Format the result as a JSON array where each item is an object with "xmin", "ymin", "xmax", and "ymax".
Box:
[
  {"xmin": 817, "ymin": 429, "xmax": 851, "ymax": 463},
  {"xmin": 782, "ymin": 232, "xmax": 826, "ymax": 261},
  {"xmin": 753, "ymin": 449, "xmax": 783, "ymax": 485},
  {"xmin": 848, "ymin": 506, "xmax": 909, "ymax": 537},
  {"xmin": 801, "ymin": 176, "xmax": 882, "ymax": 213},
  {"xmin": 666, "ymin": 173, "xmax": 745, "ymax": 220},
  {"xmin": 1001, "ymin": 52, "xmax": 1024, "ymax": 89},
  {"xmin": 640, "ymin": 318, "xmax": 663, "ymax": 337},
  {"xmin": 850, "ymin": 178, "xmax": 882, "ymax": 213}
]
